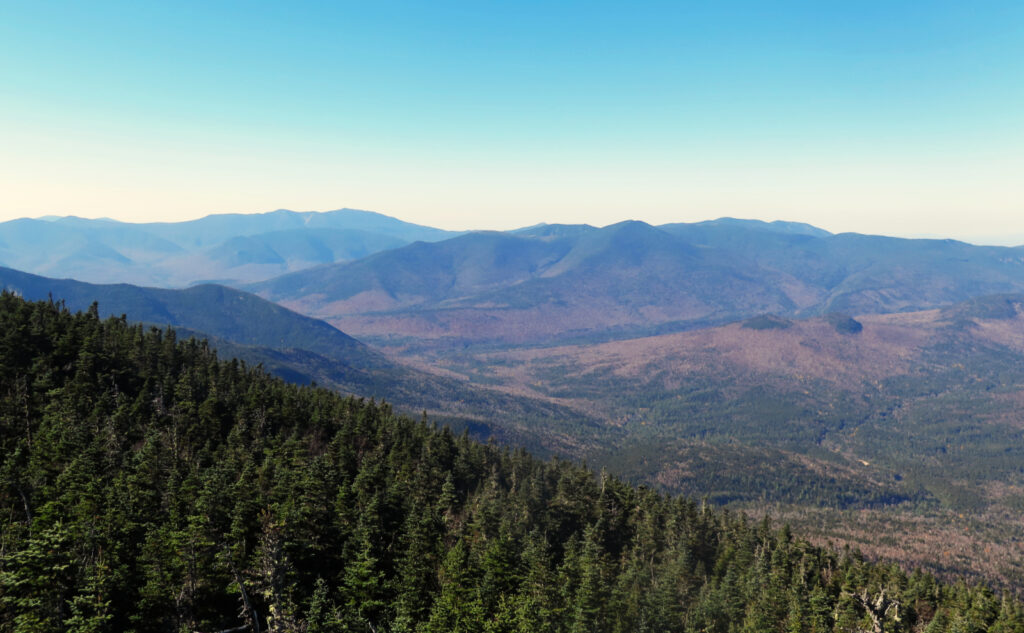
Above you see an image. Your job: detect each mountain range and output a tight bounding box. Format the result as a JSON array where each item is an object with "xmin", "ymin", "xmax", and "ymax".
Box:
[
  {"xmin": 0, "ymin": 208, "xmax": 457, "ymax": 287},
  {"xmin": 8, "ymin": 207, "xmax": 1024, "ymax": 586},
  {"xmin": 252, "ymin": 218, "xmax": 1024, "ymax": 352}
]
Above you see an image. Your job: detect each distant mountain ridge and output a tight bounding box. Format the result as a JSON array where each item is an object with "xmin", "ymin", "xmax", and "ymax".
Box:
[
  {"xmin": 253, "ymin": 220, "xmax": 810, "ymax": 347},
  {"xmin": 11, "ymin": 207, "xmax": 1024, "ymax": 337},
  {"xmin": 11, "ymin": 206, "xmax": 1024, "ymax": 350},
  {"xmin": 0, "ymin": 208, "xmax": 459, "ymax": 287},
  {"xmin": 251, "ymin": 218, "xmax": 1024, "ymax": 350}
]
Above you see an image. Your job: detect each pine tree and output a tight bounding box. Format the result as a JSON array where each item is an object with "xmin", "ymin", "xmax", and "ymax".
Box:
[
  {"xmin": 0, "ymin": 521, "xmax": 75, "ymax": 633},
  {"xmin": 569, "ymin": 524, "xmax": 610, "ymax": 633},
  {"xmin": 426, "ymin": 540, "xmax": 486, "ymax": 633},
  {"xmin": 338, "ymin": 519, "xmax": 388, "ymax": 632},
  {"xmin": 306, "ymin": 577, "xmax": 343, "ymax": 633},
  {"xmin": 64, "ymin": 556, "xmax": 114, "ymax": 633}
]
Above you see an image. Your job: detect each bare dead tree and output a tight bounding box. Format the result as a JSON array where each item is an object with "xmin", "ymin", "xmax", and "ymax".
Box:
[
  {"xmin": 848, "ymin": 588, "xmax": 901, "ymax": 633},
  {"xmin": 222, "ymin": 544, "xmax": 261, "ymax": 633}
]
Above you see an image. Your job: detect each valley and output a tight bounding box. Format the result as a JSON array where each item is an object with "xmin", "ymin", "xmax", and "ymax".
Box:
[{"xmin": 365, "ymin": 297, "xmax": 1024, "ymax": 586}]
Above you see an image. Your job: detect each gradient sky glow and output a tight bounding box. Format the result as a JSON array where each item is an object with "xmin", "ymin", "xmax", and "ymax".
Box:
[{"xmin": 2, "ymin": 1, "xmax": 1023, "ymax": 242}]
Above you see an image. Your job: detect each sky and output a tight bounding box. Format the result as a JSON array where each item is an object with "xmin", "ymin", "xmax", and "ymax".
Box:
[{"xmin": 1, "ymin": 1, "xmax": 1023, "ymax": 243}]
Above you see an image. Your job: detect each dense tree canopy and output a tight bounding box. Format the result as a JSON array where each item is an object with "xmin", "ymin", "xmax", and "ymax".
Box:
[{"xmin": 1, "ymin": 292, "xmax": 1021, "ymax": 632}]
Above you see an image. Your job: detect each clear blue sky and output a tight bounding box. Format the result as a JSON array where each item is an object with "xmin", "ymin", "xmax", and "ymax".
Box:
[{"xmin": 2, "ymin": 1, "xmax": 1023, "ymax": 242}]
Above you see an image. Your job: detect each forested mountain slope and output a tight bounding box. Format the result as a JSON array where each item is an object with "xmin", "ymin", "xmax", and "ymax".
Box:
[
  {"xmin": 0, "ymin": 267, "xmax": 592, "ymax": 450},
  {"xmin": 0, "ymin": 266, "xmax": 369, "ymax": 361},
  {"xmin": 1, "ymin": 293, "xmax": 1022, "ymax": 632}
]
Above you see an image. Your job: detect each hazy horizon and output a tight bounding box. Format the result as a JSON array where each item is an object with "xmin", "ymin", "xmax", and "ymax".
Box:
[
  {"xmin": 7, "ymin": 206, "xmax": 1024, "ymax": 248},
  {"xmin": 3, "ymin": 2, "xmax": 1022, "ymax": 243}
]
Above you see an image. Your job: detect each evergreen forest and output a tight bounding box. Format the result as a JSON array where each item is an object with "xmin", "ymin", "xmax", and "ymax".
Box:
[{"xmin": 2, "ymin": 292, "xmax": 1023, "ymax": 633}]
